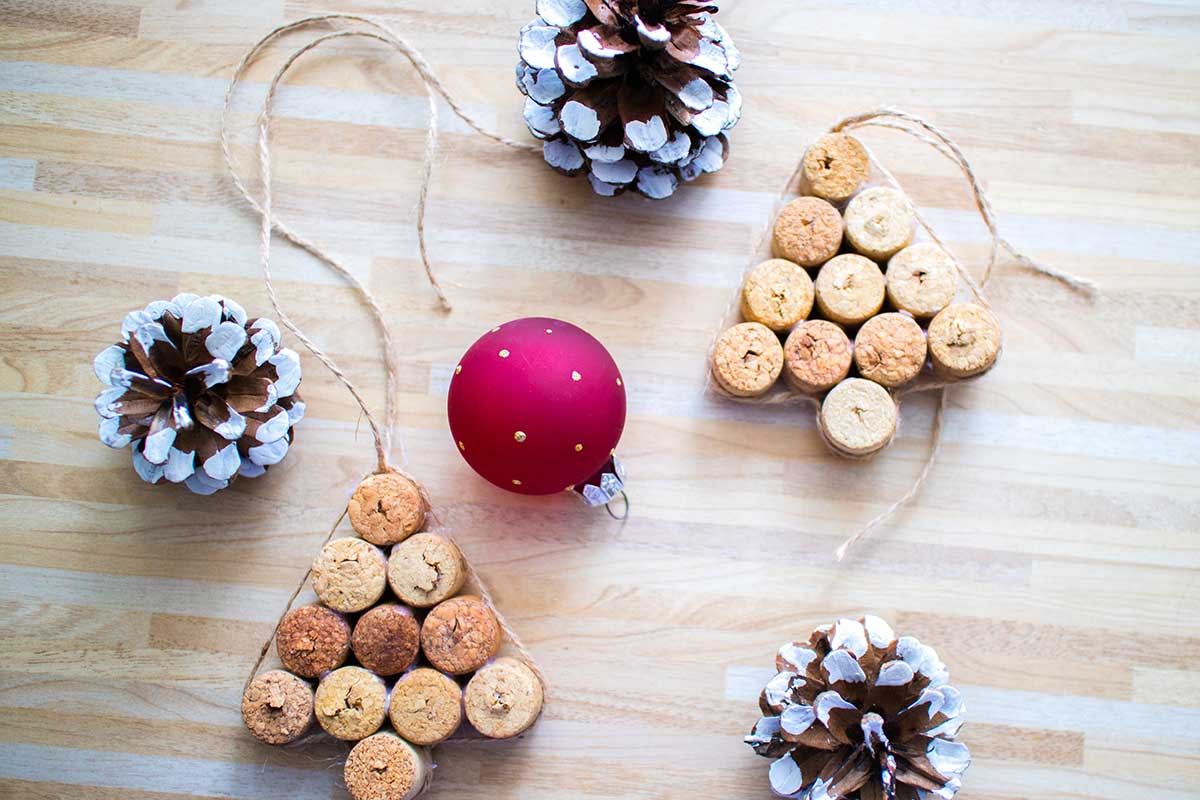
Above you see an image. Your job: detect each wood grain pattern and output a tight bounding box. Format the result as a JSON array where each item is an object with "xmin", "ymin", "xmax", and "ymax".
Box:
[{"xmin": 1, "ymin": 1, "xmax": 1198, "ymax": 798}]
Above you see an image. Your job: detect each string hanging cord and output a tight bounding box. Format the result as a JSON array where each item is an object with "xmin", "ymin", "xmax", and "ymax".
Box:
[
  {"xmin": 232, "ymin": 15, "xmax": 546, "ymax": 696},
  {"xmin": 221, "ymin": 14, "xmax": 540, "ymax": 464}
]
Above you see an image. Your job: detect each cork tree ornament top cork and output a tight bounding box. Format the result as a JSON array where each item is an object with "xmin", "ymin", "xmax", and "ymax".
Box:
[{"xmin": 348, "ymin": 472, "xmax": 428, "ymax": 546}]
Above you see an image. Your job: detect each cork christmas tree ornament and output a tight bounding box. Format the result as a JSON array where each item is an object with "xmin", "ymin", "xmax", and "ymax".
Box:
[
  {"xmin": 223, "ymin": 22, "xmax": 547, "ymax": 798},
  {"xmin": 707, "ymin": 108, "xmax": 1099, "ymax": 558}
]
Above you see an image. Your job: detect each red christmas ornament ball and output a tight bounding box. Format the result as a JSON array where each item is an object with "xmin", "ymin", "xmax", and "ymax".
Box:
[{"xmin": 447, "ymin": 317, "xmax": 626, "ymax": 495}]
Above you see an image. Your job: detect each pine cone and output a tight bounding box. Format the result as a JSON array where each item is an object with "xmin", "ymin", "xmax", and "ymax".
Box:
[
  {"xmin": 745, "ymin": 617, "xmax": 970, "ymax": 799},
  {"xmin": 517, "ymin": 0, "xmax": 742, "ymax": 199},
  {"xmin": 93, "ymin": 294, "xmax": 304, "ymax": 495}
]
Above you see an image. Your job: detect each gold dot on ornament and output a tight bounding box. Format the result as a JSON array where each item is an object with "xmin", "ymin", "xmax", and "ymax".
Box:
[
  {"xmin": 564, "ymin": 485, "xmax": 574, "ymax": 492},
  {"xmin": 616, "ymin": 378, "xmax": 622, "ymax": 386},
  {"xmin": 514, "ymin": 431, "xmax": 526, "ymax": 442},
  {"xmin": 455, "ymin": 365, "xmax": 462, "ymax": 375},
  {"xmin": 574, "ymin": 443, "xmax": 583, "ymax": 452},
  {"xmin": 571, "ymin": 371, "xmax": 582, "ymax": 381},
  {"xmin": 512, "ymin": 479, "xmax": 522, "ymax": 486},
  {"xmin": 499, "ymin": 349, "xmax": 510, "ymax": 358},
  {"xmin": 545, "ymin": 328, "xmax": 553, "ymax": 334},
  {"xmin": 457, "ymin": 441, "xmax": 465, "ymax": 451},
  {"xmin": 491, "ymin": 326, "xmax": 500, "ymax": 333}
]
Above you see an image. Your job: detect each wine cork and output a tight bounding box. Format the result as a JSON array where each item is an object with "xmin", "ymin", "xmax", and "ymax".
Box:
[
  {"xmin": 802, "ymin": 133, "xmax": 870, "ymax": 203},
  {"xmin": 740, "ymin": 258, "xmax": 814, "ymax": 332},
  {"xmin": 844, "ymin": 187, "xmax": 915, "ymax": 260},
  {"xmin": 344, "ymin": 732, "xmax": 433, "ymax": 800},
  {"xmin": 276, "ymin": 604, "xmax": 351, "ymax": 678},
  {"xmin": 927, "ymin": 303, "xmax": 1001, "ymax": 378},
  {"xmin": 314, "ymin": 666, "xmax": 388, "ymax": 741},
  {"xmin": 783, "ymin": 320, "xmax": 853, "ymax": 394},
  {"xmin": 348, "ymin": 472, "xmax": 429, "ymax": 546},
  {"xmin": 464, "ymin": 657, "xmax": 544, "ymax": 740},
  {"xmin": 388, "ymin": 667, "xmax": 464, "ymax": 746},
  {"xmin": 386, "ymin": 532, "xmax": 467, "ymax": 609},
  {"xmin": 420, "ymin": 595, "xmax": 502, "ymax": 675},
  {"xmin": 352, "ymin": 604, "xmax": 420, "ymax": 677},
  {"xmin": 771, "ymin": 197, "xmax": 844, "ymax": 267},
  {"xmin": 813, "ymin": 254, "xmax": 886, "ymax": 326},
  {"xmin": 711, "ymin": 322, "xmax": 784, "ymax": 398},
  {"xmin": 853, "ymin": 313, "xmax": 927, "ymax": 388},
  {"xmin": 312, "ymin": 537, "xmax": 387, "ymax": 613},
  {"xmin": 886, "ymin": 243, "xmax": 958, "ymax": 319},
  {"xmin": 819, "ymin": 378, "xmax": 897, "ymax": 457},
  {"xmin": 241, "ymin": 670, "xmax": 314, "ymax": 745}
]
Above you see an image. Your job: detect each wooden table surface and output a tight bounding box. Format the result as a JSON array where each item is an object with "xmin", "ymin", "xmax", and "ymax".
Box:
[{"xmin": 2, "ymin": 1, "xmax": 1198, "ymax": 798}]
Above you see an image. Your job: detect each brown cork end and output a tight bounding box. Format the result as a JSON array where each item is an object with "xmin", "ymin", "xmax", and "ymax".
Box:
[
  {"xmin": 771, "ymin": 197, "xmax": 844, "ymax": 267},
  {"xmin": 927, "ymin": 302, "xmax": 1001, "ymax": 378},
  {"xmin": 783, "ymin": 320, "xmax": 853, "ymax": 394},
  {"xmin": 388, "ymin": 667, "xmax": 464, "ymax": 746},
  {"xmin": 420, "ymin": 595, "xmax": 502, "ymax": 676},
  {"xmin": 844, "ymin": 187, "xmax": 916, "ymax": 261},
  {"xmin": 802, "ymin": 133, "xmax": 870, "ymax": 203},
  {"xmin": 312, "ymin": 537, "xmax": 388, "ymax": 613},
  {"xmin": 241, "ymin": 670, "xmax": 314, "ymax": 745},
  {"xmin": 348, "ymin": 472, "xmax": 429, "ymax": 546},
  {"xmin": 314, "ymin": 666, "xmax": 388, "ymax": 741},
  {"xmin": 740, "ymin": 258, "xmax": 814, "ymax": 332},
  {"xmin": 343, "ymin": 731, "xmax": 432, "ymax": 800},
  {"xmin": 352, "ymin": 604, "xmax": 420, "ymax": 677},
  {"xmin": 853, "ymin": 313, "xmax": 928, "ymax": 389},
  {"xmin": 386, "ymin": 533, "xmax": 467, "ymax": 609},
  {"xmin": 711, "ymin": 322, "xmax": 784, "ymax": 398},
  {"xmin": 276, "ymin": 604, "xmax": 351, "ymax": 679},
  {"xmin": 886, "ymin": 243, "xmax": 958, "ymax": 319},
  {"xmin": 814, "ymin": 254, "xmax": 886, "ymax": 326},
  {"xmin": 819, "ymin": 378, "xmax": 898, "ymax": 457},
  {"xmin": 464, "ymin": 657, "xmax": 545, "ymax": 740}
]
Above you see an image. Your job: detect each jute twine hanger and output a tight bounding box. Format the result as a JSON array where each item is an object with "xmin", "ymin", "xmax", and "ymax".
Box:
[
  {"xmin": 710, "ymin": 107, "xmax": 1099, "ymax": 561},
  {"xmin": 223, "ymin": 14, "xmax": 546, "ymax": 699}
]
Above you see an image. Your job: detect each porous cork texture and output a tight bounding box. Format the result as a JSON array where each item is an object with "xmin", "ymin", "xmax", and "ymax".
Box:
[
  {"xmin": 740, "ymin": 258, "xmax": 814, "ymax": 332},
  {"xmin": 241, "ymin": 669, "xmax": 314, "ymax": 745},
  {"xmin": 314, "ymin": 666, "xmax": 388, "ymax": 741},
  {"xmin": 420, "ymin": 595, "xmax": 501, "ymax": 675},
  {"xmin": 388, "ymin": 667, "xmax": 464, "ymax": 746},
  {"xmin": 771, "ymin": 196, "xmax": 844, "ymax": 267},
  {"xmin": 853, "ymin": 313, "xmax": 928, "ymax": 388},
  {"xmin": 352, "ymin": 604, "xmax": 420, "ymax": 676},
  {"xmin": 711, "ymin": 322, "xmax": 784, "ymax": 398},
  {"xmin": 820, "ymin": 378, "xmax": 898, "ymax": 457},
  {"xmin": 386, "ymin": 533, "xmax": 467, "ymax": 609},
  {"xmin": 464, "ymin": 657, "xmax": 544, "ymax": 740},
  {"xmin": 343, "ymin": 732, "xmax": 432, "ymax": 800},
  {"xmin": 783, "ymin": 320, "xmax": 853, "ymax": 394},
  {"xmin": 348, "ymin": 472, "xmax": 428, "ymax": 546},
  {"xmin": 801, "ymin": 133, "xmax": 870, "ymax": 203},
  {"xmin": 887, "ymin": 242, "xmax": 959, "ymax": 319},
  {"xmin": 928, "ymin": 302, "xmax": 1002, "ymax": 378},
  {"xmin": 276, "ymin": 604, "xmax": 351, "ymax": 678},
  {"xmin": 312, "ymin": 537, "xmax": 387, "ymax": 613},
  {"xmin": 844, "ymin": 186, "xmax": 916, "ymax": 260},
  {"xmin": 813, "ymin": 254, "xmax": 886, "ymax": 326}
]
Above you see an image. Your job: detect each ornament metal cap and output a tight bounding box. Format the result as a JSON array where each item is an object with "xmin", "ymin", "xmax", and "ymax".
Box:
[{"xmin": 572, "ymin": 454, "xmax": 627, "ymax": 518}]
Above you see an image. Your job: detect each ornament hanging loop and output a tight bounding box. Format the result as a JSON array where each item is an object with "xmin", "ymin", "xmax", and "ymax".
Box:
[{"xmin": 605, "ymin": 491, "xmax": 630, "ymax": 521}]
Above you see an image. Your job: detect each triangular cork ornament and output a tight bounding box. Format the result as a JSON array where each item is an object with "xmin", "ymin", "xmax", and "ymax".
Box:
[
  {"xmin": 707, "ymin": 108, "xmax": 1099, "ymax": 560},
  {"xmin": 223, "ymin": 17, "xmax": 546, "ymax": 799}
]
